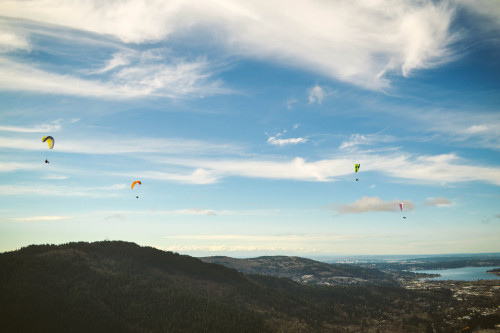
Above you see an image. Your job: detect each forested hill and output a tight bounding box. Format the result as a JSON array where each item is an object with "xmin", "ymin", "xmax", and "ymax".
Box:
[
  {"xmin": 0, "ymin": 241, "xmax": 464, "ymax": 332},
  {"xmin": 199, "ymin": 255, "xmax": 395, "ymax": 286}
]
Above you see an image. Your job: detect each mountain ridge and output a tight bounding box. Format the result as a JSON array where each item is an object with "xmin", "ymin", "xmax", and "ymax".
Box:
[{"xmin": 199, "ymin": 255, "xmax": 395, "ymax": 286}]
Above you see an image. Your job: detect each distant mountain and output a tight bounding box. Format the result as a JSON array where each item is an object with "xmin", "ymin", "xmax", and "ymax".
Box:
[
  {"xmin": 0, "ymin": 241, "xmax": 481, "ymax": 332},
  {"xmin": 199, "ymin": 255, "xmax": 396, "ymax": 286}
]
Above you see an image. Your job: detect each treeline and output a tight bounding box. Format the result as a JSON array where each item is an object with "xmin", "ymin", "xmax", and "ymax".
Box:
[{"xmin": 0, "ymin": 241, "xmax": 491, "ymax": 332}]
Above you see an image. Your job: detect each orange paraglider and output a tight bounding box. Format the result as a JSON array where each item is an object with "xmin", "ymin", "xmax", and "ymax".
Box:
[{"xmin": 131, "ymin": 180, "xmax": 141, "ymax": 198}]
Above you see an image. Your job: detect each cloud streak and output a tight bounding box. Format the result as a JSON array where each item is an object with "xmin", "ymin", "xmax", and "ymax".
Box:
[
  {"xmin": 267, "ymin": 136, "xmax": 308, "ymax": 146},
  {"xmin": 0, "ymin": 135, "xmax": 242, "ymax": 156},
  {"xmin": 0, "ymin": 121, "xmax": 62, "ymax": 133},
  {"xmin": 3, "ymin": 131, "xmax": 500, "ymax": 186},
  {"xmin": 0, "ymin": 184, "xmax": 126, "ymax": 197},
  {"xmin": 11, "ymin": 215, "xmax": 70, "ymax": 222}
]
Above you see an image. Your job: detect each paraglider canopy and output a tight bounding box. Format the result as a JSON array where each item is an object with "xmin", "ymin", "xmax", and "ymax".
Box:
[
  {"xmin": 399, "ymin": 202, "xmax": 404, "ymax": 211},
  {"xmin": 355, "ymin": 164, "xmax": 360, "ymax": 172},
  {"xmin": 42, "ymin": 136, "xmax": 54, "ymax": 149},
  {"xmin": 131, "ymin": 180, "xmax": 141, "ymax": 189}
]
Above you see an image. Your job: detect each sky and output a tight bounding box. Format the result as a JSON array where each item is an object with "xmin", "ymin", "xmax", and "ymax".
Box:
[{"xmin": 1, "ymin": 0, "xmax": 499, "ymax": 257}]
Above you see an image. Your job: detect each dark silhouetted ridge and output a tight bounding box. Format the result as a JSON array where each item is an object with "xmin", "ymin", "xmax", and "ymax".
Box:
[{"xmin": 2, "ymin": 241, "xmax": 497, "ymax": 332}]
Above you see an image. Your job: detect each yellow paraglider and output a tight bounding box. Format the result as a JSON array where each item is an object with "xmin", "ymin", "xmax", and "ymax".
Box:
[
  {"xmin": 42, "ymin": 136, "xmax": 54, "ymax": 163},
  {"xmin": 42, "ymin": 136, "xmax": 54, "ymax": 149}
]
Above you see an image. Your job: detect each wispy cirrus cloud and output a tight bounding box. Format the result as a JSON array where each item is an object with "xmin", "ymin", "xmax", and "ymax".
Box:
[
  {"xmin": 0, "ymin": 56, "xmax": 229, "ymax": 99},
  {"xmin": 91, "ymin": 51, "xmax": 132, "ymax": 74},
  {"xmin": 0, "ymin": 0, "xmax": 462, "ymax": 90},
  {"xmin": 0, "ymin": 120, "xmax": 62, "ymax": 133},
  {"xmin": 339, "ymin": 133, "xmax": 395, "ymax": 150},
  {"xmin": 411, "ymin": 109, "xmax": 500, "ymax": 151},
  {"xmin": 337, "ymin": 196, "xmax": 413, "ymax": 214}
]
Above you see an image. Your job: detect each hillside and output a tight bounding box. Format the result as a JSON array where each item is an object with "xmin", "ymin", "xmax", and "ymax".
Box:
[
  {"xmin": 199, "ymin": 255, "xmax": 395, "ymax": 286},
  {"xmin": 1, "ymin": 241, "xmax": 497, "ymax": 332}
]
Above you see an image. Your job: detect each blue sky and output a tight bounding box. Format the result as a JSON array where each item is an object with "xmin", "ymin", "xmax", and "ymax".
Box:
[{"xmin": 1, "ymin": 0, "xmax": 499, "ymax": 257}]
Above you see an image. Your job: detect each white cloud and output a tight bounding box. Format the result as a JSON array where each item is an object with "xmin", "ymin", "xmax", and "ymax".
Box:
[
  {"xmin": 0, "ymin": 0, "xmax": 461, "ymax": 90},
  {"xmin": 465, "ymin": 124, "xmax": 489, "ymax": 134},
  {"xmin": 308, "ymin": 85, "xmax": 325, "ymax": 104},
  {"xmin": 266, "ymin": 127, "xmax": 308, "ymax": 146},
  {"xmin": 424, "ymin": 197, "xmax": 452, "ymax": 207},
  {"xmin": 267, "ymin": 136, "xmax": 308, "ymax": 146},
  {"xmin": 338, "ymin": 196, "xmax": 413, "ymax": 214}
]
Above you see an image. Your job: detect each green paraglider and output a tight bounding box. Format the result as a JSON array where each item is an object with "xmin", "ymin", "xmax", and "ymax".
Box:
[{"xmin": 355, "ymin": 163, "xmax": 360, "ymax": 181}]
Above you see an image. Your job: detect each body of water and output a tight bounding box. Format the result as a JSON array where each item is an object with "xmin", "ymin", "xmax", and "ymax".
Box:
[{"xmin": 418, "ymin": 266, "xmax": 500, "ymax": 281}]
